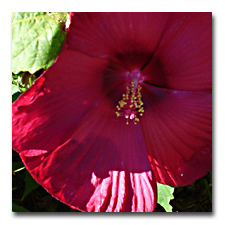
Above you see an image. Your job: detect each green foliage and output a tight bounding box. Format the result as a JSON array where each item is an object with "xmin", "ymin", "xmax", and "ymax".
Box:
[
  {"xmin": 12, "ymin": 84, "xmax": 19, "ymax": 95},
  {"xmin": 204, "ymin": 171, "xmax": 212, "ymax": 202},
  {"xmin": 12, "ymin": 12, "xmax": 68, "ymax": 74},
  {"xmin": 21, "ymin": 171, "xmax": 40, "ymax": 201},
  {"xmin": 157, "ymin": 183, "xmax": 174, "ymax": 212},
  {"xmin": 12, "ymin": 92, "xmax": 21, "ymax": 103},
  {"xmin": 12, "ymin": 161, "xmax": 25, "ymax": 173},
  {"xmin": 12, "ymin": 72, "xmax": 36, "ymax": 92},
  {"xmin": 12, "ymin": 203, "xmax": 30, "ymax": 212}
]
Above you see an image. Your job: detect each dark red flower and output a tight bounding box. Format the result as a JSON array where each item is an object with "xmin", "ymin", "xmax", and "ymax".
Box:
[{"xmin": 12, "ymin": 12, "xmax": 212, "ymax": 212}]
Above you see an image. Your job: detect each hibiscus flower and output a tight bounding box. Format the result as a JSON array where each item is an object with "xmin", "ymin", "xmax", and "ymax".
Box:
[{"xmin": 12, "ymin": 12, "xmax": 212, "ymax": 212}]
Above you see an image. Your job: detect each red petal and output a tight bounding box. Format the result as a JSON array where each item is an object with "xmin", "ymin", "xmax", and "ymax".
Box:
[
  {"xmin": 12, "ymin": 12, "xmax": 212, "ymax": 211},
  {"xmin": 12, "ymin": 49, "xmax": 126, "ymax": 155},
  {"xmin": 142, "ymin": 12, "xmax": 212, "ymax": 91},
  {"xmin": 19, "ymin": 101, "xmax": 157, "ymax": 212},
  {"xmin": 67, "ymin": 12, "xmax": 172, "ymax": 71},
  {"xmin": 141, "ymin": 84, "xmax": 212, "ymax": 186},
  {"xmin": 13, "ymin": 48, "xmax": 157, "ymax": 212}
]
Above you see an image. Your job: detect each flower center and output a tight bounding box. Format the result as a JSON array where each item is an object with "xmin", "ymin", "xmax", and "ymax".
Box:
[{"xmin": 115, "ymin": 79, "xmax": 144, "ymax": 125}]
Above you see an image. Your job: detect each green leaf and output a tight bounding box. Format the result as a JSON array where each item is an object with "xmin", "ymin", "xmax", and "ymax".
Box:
[
  {"xmin": 12, "ymin": 84, "xmax": 19, "ymax": 95},
  {"xmin": 12, "ymin": 92, "xmax": 21, "ymax": 103},
  {"xmin": 12, "ymin": 203, "xmax": 30, "ymax": 212},
  {"xmin": 157, "ymin": 183, "xmax": 174, "ymax": 212},
  {"xmin": 21, "ymin": 171, "xmax": 40, "ymax": 200},
  {"xmin": 12, "ymin": 161, "xmax": 25, "ymax": 173},
  {"xmin": 12, "ymin": 12, "xmax": 67, "ymax": 74}
]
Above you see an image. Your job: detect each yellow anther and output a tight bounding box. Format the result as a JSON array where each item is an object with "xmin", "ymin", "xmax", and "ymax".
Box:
[
  {"xmin": 115, "ymin": 82, "xmax": 144, "ymax": 125},
  {"xmin": 119, "ymin": 100, "xmax": 127, "ymax": 108},
  {"xmin": 116, "ymin": 112, "xmax": 120, "ymax": 117}
]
